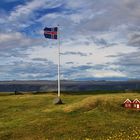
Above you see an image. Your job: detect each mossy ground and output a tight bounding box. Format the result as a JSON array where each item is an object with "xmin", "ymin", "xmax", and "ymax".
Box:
[{"xmin": 0, "ymin": 93, "xmax": 140, "ymax": 140}]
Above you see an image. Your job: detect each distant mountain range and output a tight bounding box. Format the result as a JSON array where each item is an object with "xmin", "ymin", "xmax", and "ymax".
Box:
[{"xmin": 0, "ymin": 80, "xmax": 140, "ymax": 92}]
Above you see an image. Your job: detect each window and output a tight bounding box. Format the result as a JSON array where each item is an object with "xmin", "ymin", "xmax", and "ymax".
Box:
[{"xmin": 134, "ymin": 104, "xmax": 137, "ymax": 107}]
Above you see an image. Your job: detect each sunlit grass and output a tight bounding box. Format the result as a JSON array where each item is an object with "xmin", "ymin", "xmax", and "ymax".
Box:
[{"xmin": 0, "ymin": 92, "xmax": 139, "ymax": 140}]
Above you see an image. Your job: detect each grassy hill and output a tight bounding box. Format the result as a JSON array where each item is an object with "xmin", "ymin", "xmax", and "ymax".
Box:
[{"xmin": 0, "ymin": 93, "xmax": 140, "ymax": 140}]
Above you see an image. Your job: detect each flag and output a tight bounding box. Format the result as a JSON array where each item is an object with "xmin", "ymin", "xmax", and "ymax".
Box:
[{"xmin": 44, "ymin": 27, "xmax": 57, "ymax": 39}]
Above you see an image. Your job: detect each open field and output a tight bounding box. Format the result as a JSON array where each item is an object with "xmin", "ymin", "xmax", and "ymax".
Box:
[{"xmin": 0, "ymin": 92, "xmax": 140, "ymax": 140}]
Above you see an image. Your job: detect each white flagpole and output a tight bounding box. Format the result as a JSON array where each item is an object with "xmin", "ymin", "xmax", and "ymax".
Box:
[{"xmin": 57, "ymin": 25, "xmax": 60, "ymax": 97}]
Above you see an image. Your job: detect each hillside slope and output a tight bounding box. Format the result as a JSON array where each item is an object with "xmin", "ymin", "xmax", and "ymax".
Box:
[{"xmin": 0, "ymin": 93, "xmax": 140, "ymax": 140}]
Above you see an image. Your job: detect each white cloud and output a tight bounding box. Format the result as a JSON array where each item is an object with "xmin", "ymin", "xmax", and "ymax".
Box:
[
  {"xmin": 1, "ymin": 0, "xmax": 63, "ymax": 30},
  {"xmin": 0, "ymin": 0, "xmax": 140, "ymax": 80},
  {"xmin": 92, "ymin": 70, "xmax": 126, "ymax": 78},
  {"xmin": 0, "ymin": 32, "xmax": 22, "ymax": 42},
  {"xmin": 0, "ymin": 32, "xmax": 44, "ymax": 49},
  {"xmin": 9, "ymin": 0, "xmax": 45, "ymax": 19},
  {"xmin": 23, "ymin": 31, "xmax": 138, "ymax": 79}
]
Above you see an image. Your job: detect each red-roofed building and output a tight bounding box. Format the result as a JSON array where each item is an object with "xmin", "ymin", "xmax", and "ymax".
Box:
[
  {"xmin": 133, "ymin": 99, "xmax": 140, "ymax": 109},
  {"xmin": 124, "ymin": 99, "xmax": 132, "ymax": 108}
]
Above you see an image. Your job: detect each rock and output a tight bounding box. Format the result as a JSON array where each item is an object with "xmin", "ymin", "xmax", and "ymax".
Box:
[{"xmin": 53, "ymin": 97, "xmax": 63, "ymax": 105}]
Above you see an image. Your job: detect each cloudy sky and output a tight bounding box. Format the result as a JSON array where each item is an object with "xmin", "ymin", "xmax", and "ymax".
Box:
[{"xmin": 0, "ymin": 0, "xmax": 140, "ymax": 81}]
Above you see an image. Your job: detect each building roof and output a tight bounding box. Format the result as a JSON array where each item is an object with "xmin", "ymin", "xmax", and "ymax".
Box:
[
  {"xmin": 133, "ymin": 99, "xmax": 140, "ymax": 103},
  {"xmin": 124, "ymin": 99, "xmax": 132, "ymax": 103}
]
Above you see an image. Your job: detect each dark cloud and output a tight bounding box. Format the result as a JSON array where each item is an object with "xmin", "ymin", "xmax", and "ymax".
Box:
[
  {"xmin": 61, "ymin": 51, "xmax": 89, "ymax": 56},
  {"xmin": 71, "ymin": 0, "xmax": 140, "ymax": 34},
  {"xmin": 0, "ymin": 60, "xmax": 57, "ymax": 80},
  {"xmin": 111, "ymin": 51, "xmax": 140, "ymax": 78},
  {"xmin": 66, "ymin": 62, "xmax": 74, "ymax": 64},
  {"xmin": 0, "ymin": 47, "xmax": 29, "ymax": 58},
  {"xmin": 106, "ymin": 53, "xmax": 125, "ymax": 58},
  {"xmin": 86, "ymin": 62, "xmax": 92, "ymax": 65},
  {"xmin": 12, "ymin": 61, "xmax": 57, "ymax": 74},
  {"xmin": 32, "ymin": 58, "xmax": 49, "ymax": 62},
  {"xmin": 128, "ymin": 32, "xmax": 140, "ymax": 47},
  {"xmin": 116, "ymin": 52, "xmax": 140, "ymax": 66},
  {"xmin": 94, "ymin": 38, "xmax": 108, "ymax": 46},
  {"xmin": 62, "ymin": 64, "xmax": 109, "ymax": 77},
  {"xmin": 0, "ymin": 32, "xmax": 44, "ymax": 49}
]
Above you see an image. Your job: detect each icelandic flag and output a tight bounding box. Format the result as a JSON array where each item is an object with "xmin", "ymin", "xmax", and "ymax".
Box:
[{"xmin": 44, "ymin": 27, "xmax": 57, "ymax": 39}]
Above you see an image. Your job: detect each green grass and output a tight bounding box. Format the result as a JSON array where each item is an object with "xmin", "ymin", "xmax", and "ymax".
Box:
[{"xmin": 0, "ymin": 93, "xmax": 140, "ymax": 140}]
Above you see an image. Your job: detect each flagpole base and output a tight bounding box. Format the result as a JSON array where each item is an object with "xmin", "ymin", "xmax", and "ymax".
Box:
[{"xmin": 53, "ymin": 97, "xmax": 63, "ymax": 105}]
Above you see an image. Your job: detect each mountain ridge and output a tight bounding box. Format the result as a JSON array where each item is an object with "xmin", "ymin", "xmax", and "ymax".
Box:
[{"xmin": 0, "ymin": 80, "xmax": 140, "ymax": 92}]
